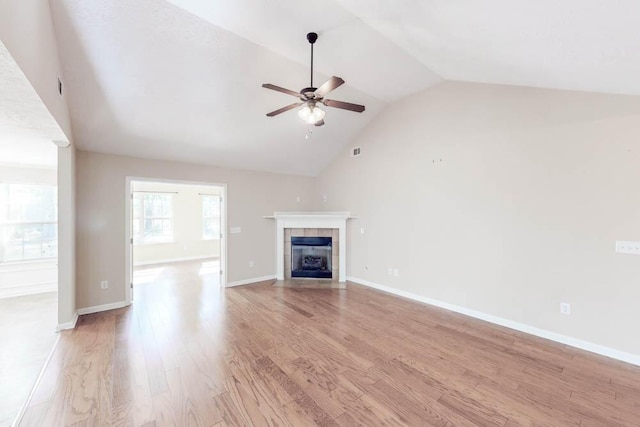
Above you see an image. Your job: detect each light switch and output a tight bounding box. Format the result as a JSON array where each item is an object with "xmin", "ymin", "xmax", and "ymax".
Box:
[{"xmin": 230, "ymin": 227, "xmax": 242, "ymax": 234}]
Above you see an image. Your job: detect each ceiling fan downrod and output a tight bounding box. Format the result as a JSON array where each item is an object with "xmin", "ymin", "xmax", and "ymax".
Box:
[{"xmin": 307, "ymin": 32, "xmax": 318, "ymax": 89}]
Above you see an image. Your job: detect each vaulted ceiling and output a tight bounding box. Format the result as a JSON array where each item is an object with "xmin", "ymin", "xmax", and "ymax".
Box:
[
  {"xmin": 44, "ymin": 0, "xmax": 640, "ymax": 176},
  {"xmin": 0, "ymin": 41, "xmax": 62, "ymax": 167}
]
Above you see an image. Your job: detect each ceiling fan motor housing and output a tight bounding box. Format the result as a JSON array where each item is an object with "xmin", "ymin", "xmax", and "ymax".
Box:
[
  {"xmin": 301, "ymin": 87, "xmax": 317, "ymax": 98},
  {"xmin": 306, "ymin": 32, "xmax": 318, "ymax": 44}
]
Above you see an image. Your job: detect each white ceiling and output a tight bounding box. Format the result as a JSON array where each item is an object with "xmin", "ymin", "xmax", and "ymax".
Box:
[
  {"xmin": 0, "ymin": 41, "xmax": 63, "ymax": 168},
  {"xmin": 46, "ymin": 0, "xmax": 640, "ymax": 176},
  {"xmin": 335, "ymin": 0, "xmax": 640, "ymax": 95}
]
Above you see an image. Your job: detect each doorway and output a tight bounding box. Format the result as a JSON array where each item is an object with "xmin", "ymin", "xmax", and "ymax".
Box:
[{"xmin": 125, "ymin": 178, "xmax": 226, "ymax": 304}]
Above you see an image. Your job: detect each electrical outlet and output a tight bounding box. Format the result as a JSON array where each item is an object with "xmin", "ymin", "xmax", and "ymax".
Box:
[
  {"xmin": 615, "ymin": 241, "xmax": 640, "ymax": 255},
  {"xmin": 322, "ymin": 195, "xmax": 328, "ymax": 203},
  {"xmin": 387, "ymin": 267, "xmax": 393, "ymax": 276},
  {"xmin": 360, "ymin": 227, "xmax": 365, "ymax": 235},
  {"xmin": 249, "ymin": 260, "xmax": 254, "ymax": 268},
  {"xmin": 393, "ymin": 268, "xmax": 399, "ymax": 277},
  {"xmin": 296, "ymin": 196, "xmax": 301, "ymax": 203},
  {"xmin": 560, "ymin": 302, "xmax": 571, "ymax": 315},
  {"xmin": 101, "ymin": 280, "xmax": 108, "ymax": 290}
]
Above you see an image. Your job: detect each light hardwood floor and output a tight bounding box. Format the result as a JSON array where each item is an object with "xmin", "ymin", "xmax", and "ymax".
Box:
[
  {"xmin": 19, "ymin": 260, "xmax": 640, "ymax": 426},
  {"xmin": 0, "ymin": 291, "xmax": 58, "ymax": 427}
]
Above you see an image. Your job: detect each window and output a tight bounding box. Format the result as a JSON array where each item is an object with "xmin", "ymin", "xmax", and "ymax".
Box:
[
  {"xmin": 0, "ymin": 183, "xmax": 58, "ymax": 262},
  {"xmin": 202, "ymin": 195, "xmax": 221, "ymax": 240},
  {"xmin": 133, "ymin": 192, "xmax": 173, "ymax": 244}
]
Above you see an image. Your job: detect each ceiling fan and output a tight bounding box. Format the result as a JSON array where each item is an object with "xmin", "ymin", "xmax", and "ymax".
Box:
[{"xmin": 262, "ymin": 32, "xmax": 365, "ymax": 127}]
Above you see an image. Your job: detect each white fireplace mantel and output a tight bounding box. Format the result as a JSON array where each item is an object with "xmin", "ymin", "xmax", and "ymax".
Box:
[{"xmin": 265, "ymin": 212, "xmax": 354, "ymax": 282}]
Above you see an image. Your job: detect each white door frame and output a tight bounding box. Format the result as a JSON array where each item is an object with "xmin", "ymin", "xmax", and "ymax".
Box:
[{"xmin": 124, "ymin": 176, "xmax": 227, "ymax": 305}]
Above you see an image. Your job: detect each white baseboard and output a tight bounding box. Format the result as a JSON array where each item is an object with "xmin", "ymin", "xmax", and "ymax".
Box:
[
  {"xmin": 226, "ymin": 275, "xmax": 276, "ymax": 288},
  {"xmin": 347, "ymin": 276, "xmax": 640, "ymax": 367},
  {"xmin": 56, "ymin": 311, "xmax": 78, "ymax": 331},
  {"xmin": 134, "ymin": 255, "xmax": 216, "ymax": 267},
  {"xmin": 77, "ymin": 301, "xmax": 129, "ymax": 315},
  {"xmin": 0, "ymin": 282, "xmax": 57, "ymax": 299}
]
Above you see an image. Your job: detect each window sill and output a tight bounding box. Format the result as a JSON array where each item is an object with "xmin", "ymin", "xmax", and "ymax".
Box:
[
  {"xmin": 202, "ymin": 237, "xmax": 221, "ymax": 241},
  {"xmin": 134, "ymin": 240, "xmax": 175, "ymax": 246},
  {"xmin": 0, "ymin": 257, "xmax": 58, "ymax": 266}
]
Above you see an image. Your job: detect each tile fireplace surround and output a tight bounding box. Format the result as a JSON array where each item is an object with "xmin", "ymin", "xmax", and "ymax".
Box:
[{"xmin": 266, "ymin": 212, "xmax": 353, "ymax": 282}]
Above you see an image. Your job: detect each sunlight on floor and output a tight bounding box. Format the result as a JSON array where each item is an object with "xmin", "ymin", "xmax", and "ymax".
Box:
[
  {"xmin": 199, "ymin": 260, "xmax": 220, "ymax": 276},
  {"xmin": 133, "ymin": 267, "xmax": 165, "ymax": 285},
  {"xmin": 0, "ymin": 292, "xmax": 58, "ymax": 426}
]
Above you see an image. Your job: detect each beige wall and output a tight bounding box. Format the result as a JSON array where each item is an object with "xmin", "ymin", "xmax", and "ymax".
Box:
[
  {"xmin": 0, "ymin": 164, "xmax": 57, "ymax": 184},
  {"xmin": 316, "ymin": 81, "xmax": 640, "ymax": 356},
  {"xmin": 132, "ymin": 181, "xmax": 221, "ymax": 265},
  {"xmin": 0, "ymin": 0, "xmax": 73, "ymax": 140},
  {"xmin": 75, "ymin": 151, "xmax": 314, "ymax": 309},
  {"xmin": 57, "ymin": 145, "xmax": 76, "ymax": 327}
]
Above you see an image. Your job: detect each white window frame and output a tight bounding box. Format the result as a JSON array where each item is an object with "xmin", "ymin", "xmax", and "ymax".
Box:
[
  {"xmin": 132, "ymin": 192, "xmax": 174, "ymax": 245},
  {"xmin": 0, "ymin": 183, "xmax": 58, "ymax": 263},
  {"xmin": 201, "ymin": 194, "xmax": 221, "ymax": 240}
]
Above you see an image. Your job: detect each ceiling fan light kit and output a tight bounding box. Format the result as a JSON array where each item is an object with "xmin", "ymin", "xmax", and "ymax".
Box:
[
  {"xmin": 262, "ymin": 32, "xmax": 365, "ymax": 127},
  {"xmin": 298, "ymin": 102, "xmax": 326, "ymax": 124}
]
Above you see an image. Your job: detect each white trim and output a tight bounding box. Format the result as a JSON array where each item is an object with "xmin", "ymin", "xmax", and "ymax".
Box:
[
  {"xmin": 0, "ymin": 258, "xmax": 57, "ymax": 270},
  {"xmin": 267, "ymin": 212, "xmax": 354, "ymax": 283},
  {"xmin": 52, "ymin": 140, "xmax": 70, "ymax": 148},
  {"xmin": 125, "ymin": 177, "xmax": 228, "ymax": 305},
  {"xmin": 0, "ymin": 162, "xmax": 57, "ymax": 171},
  {"xmin": 77, "ymin": 301, "xmax": 128, "ymax": 315},
  {"xmin": 56, "ymin": 311, "xmax": 78, "ymax": 331},
  {"xmin": 133, "ymin": 239, "xmax": 176, "ymax": 246},
  {"xmin": 0, "ymin": 282, "xmax": 57, "ymax": 299},
  {"xmin": 12, "ymin": 334, "xmax": 61, "ymax": 427},
  {"xmin": 134, "ymin": 255, "xmax": 216, "ymax": 267},
  {"xmin": 267, "ymin": 211, "xmax": 355, "ymax": 220},
  {"xmin": 226, "ymin": 275, "xmax": 276, "ymax": 288},
  {"xmin": 347, "ymin": 276, "xmax": 640, "ymax": 367}
]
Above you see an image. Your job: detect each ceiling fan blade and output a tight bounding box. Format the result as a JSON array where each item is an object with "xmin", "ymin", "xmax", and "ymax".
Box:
[
  {"xmin": 262, "ymin": 83, "xmax": 302, "ymax": 98},
  {"xmin": 323, "ymin": 99, "xmax": 365, "ymax": 113},
  {"xmin": 314, "ymin": 119, "xmax": 325, "ymax": 127},
  {"xmin": 266, "ymin": 102, "xmax": 303, "ymax": 117},
  {"xmin": 314, "ymin": 76, "xmax": 345, "ymax": 98}
]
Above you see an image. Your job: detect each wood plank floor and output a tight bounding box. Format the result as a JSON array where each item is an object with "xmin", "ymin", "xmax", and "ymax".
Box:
[
  {"xmin": 20, "ymin": 260, "xmax": 640, "ymax": 426},
  {"xmin": 0, "ymin": 291, "xmax": 58, "ymax": 427}
]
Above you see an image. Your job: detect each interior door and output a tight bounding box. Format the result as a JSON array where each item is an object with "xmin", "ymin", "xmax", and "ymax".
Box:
[
  {"xmin": 202, "ymin": 192, "xmax": 223, "ymax": 283},
  {"xmin": 129, "ymin": 186, "xmax": 135, "ymax": 301}
]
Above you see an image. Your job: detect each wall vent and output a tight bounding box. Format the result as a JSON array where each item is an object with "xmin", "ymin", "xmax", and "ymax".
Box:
[
  {"xmin": 58, "ymin": 78, "xmax": 63, "ymax": 96},
  {"xmin": 352, "ymin": 147, "xmax": 361, "ymax": 157}
]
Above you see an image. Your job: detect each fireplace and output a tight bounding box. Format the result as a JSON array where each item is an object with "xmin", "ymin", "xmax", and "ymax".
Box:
[
  {"xmin": 291, "ymin": 236, "xmax": 332, "ymax": 279},
  {"xmin": 267, "ymin": 212, "xmax": 352, "ymax": 283}
]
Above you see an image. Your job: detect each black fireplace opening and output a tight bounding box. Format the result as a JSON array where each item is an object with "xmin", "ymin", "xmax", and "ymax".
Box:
[{"xmin": 291, "ymin": 236, "xmax": 332, "ymax": 279}]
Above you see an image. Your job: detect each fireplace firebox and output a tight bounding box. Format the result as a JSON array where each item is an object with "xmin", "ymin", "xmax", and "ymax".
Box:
[{"xmin": 291, "ymin": 236, "xmax": 332, "ymax": 279}]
